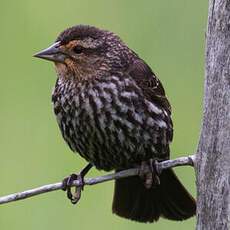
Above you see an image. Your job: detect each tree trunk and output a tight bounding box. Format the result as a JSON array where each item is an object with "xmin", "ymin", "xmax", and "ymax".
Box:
[{"xmin": 196, "ymin": 0, "xmax": 230, "ymax": 229}]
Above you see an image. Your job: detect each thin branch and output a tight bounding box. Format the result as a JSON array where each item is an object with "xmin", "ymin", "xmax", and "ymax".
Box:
[{"xmin": 0, "ymin": 154, "xmax": 195, "ymax": 205}]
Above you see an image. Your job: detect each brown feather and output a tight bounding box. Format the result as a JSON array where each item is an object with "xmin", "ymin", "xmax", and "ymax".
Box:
[{"xmin": 112, "ymin": 169, "xmax": 196, "ymax": 222}]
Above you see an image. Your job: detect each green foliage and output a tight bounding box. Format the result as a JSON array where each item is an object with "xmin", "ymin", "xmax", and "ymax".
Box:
[{"xmin": 0, "ymin": 0, "xmax": 207, "ymax": 229}]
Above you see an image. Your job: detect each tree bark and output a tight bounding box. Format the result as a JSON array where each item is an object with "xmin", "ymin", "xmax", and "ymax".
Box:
[{"xmin": 196, "ymin": 0, "xmax": 230, "ymax": 229}]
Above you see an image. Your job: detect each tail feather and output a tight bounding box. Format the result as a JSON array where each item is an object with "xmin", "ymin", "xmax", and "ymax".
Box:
[{"xmin": 112, "ymin": 169, "xmax": 196, "ymax": 222}]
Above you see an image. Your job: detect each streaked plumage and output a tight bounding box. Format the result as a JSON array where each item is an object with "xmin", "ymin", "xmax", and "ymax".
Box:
[{"xmin": 35, "ymin": 25, "xmax": 196, "ymax": 222}]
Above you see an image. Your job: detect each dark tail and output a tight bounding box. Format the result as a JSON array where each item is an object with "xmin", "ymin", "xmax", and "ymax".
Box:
[{"xmin": 112, "ymin": 169, "xmax": 196, "ymax": 223}]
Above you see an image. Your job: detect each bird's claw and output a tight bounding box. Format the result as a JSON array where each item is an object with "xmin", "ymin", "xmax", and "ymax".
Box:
[
  {"xmin": 62, "ymin": 173, "xmax": 84, "ymax": 204},
  {"xmin": 62, "ymin": 163, "xmax": 93, "ymax": 205},
  {"xmin": 139, "ymin": 159, "xmax": 160, "ymax": 189}
]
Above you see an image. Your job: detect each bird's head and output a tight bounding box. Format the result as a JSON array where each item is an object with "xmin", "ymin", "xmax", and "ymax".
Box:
[{"xmin": 34, "ymin": 25, "xmax": 135, "ymax": 81}]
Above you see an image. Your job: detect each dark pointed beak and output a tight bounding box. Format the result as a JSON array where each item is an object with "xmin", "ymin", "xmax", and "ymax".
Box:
[{"xmin": 34, "ymin": 41, "xmax": 66, "ymax": 63}]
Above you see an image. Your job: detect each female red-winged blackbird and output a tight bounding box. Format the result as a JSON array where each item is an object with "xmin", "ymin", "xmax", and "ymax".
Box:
[{"xmin": 34, "ymin": 25, "xmax": 196, "ymax": 222}]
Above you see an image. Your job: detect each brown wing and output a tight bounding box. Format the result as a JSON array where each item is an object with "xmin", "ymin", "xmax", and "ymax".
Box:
[
  {"xmin": 128, "ymin": 59, "xmax": 171, "ymax": 114},
  {"xmin": 128, "ymin": 58, "xmax": 173, "ymax": 142}
]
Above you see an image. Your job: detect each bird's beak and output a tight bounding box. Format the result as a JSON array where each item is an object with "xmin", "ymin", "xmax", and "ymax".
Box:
[{"xmin": 34, "ymin": 41, "xmax": 66, "ymax": 63}]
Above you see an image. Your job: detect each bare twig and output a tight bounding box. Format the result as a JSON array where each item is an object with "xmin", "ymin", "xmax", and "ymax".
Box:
[{"xmin": 0, "ymin": 154, "xmax": 195, "ymax": 205}]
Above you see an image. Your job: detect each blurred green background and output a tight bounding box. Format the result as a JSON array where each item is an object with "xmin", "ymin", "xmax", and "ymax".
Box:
[{"xmin": 0, "ymin": 1, "xmax": 207, "ymax": 229}]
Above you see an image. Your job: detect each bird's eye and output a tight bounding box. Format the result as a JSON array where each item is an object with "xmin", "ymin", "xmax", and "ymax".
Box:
[{"xmin": 73, "ymin": 46, "xmax": 83, "ymax": 54}]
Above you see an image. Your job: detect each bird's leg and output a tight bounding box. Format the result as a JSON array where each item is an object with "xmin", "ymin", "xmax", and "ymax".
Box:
[
  {"xmin": 62, "ymin": 163, "xmax": 93, "ymax": 204},
  {"xmin": 139, "ymin": 159, "xmax": 160, "ymax": 189}
]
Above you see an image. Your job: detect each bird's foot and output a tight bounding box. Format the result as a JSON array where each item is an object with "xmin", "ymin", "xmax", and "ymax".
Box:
[
  {"xmin": 139, "ymin": 159, "xmax": 160, "ymax": 189},
  {"xmin": 62, "ymin": 173, "xmax": 84, "ymax": 204},
  {"xmin": 62, "ymin": 163, "xmax": 93, "ymax": 204}
]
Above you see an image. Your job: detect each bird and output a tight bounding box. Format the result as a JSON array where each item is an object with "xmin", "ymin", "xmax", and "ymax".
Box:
[{"xmin": 34, "ymin": 25, "xmax": 196, "ymax": 223}]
